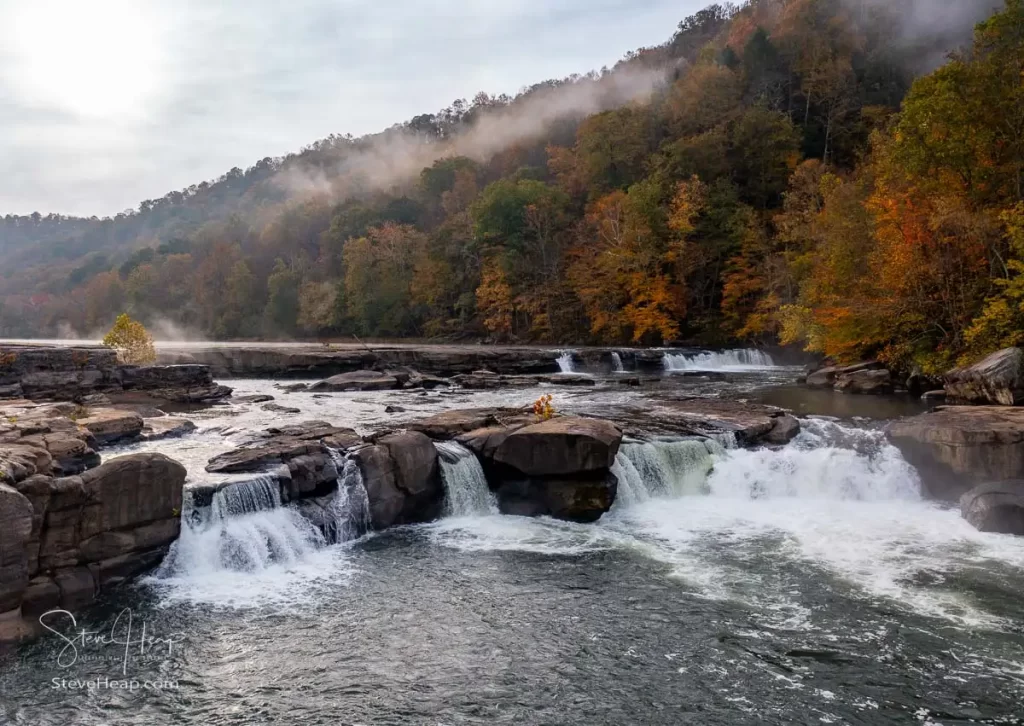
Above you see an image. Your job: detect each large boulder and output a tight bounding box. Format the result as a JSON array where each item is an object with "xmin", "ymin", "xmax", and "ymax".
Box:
[
  {"xmin": 351, "ymin": 433, "xmax": 443, "ymax": 529},
  {"xmin": 945, "ymin": 348, "xmax": 1024, "ymax": 406},
  {"xmin": 834, "ymin": 368, "xmax": 893, "ymax": 395},
  {"xmin": 960, "ymin": 481, "xmax": 1024, "ymax": 535},
  {"xmin": 493, "ymin": 472, "xmax": 618, "ymax": 523},
  {"xmin": 0, "ymin": 484, "xmax": 33, "ymax": 613},
  {"xmin": 37, "ymin": 453, "xmax": 185, "ymax": 572},
  {"xmin": 494, "ymin": 417, "xmax": 622, "ymax": 477},
  {"xmin": 806, "ymin": 361, "xmax": 885, "ymax": 389},
  {"xmin": 309, "ymin": 371, "xmax": 400, "ymax": 392},
  {"xmin": 888, "ymin": 406, "xmax": 1024, "ymax": 499}
]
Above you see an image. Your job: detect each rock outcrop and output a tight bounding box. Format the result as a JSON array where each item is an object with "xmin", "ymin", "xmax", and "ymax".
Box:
[
  {"xmin": 888, "ymin": 406, "xmax": 1024, "ymax": 499},
  {"xmin": 613, "ymin": 398, "xmax": 801, "ymax": 446},
  {"xmin": 351, "ymin": 431, "xmax": 443, "ymax": 529},
  {"xmin": 0, "ymin": 345, "xmax": 232, "ymax": 404},
  {"xmin": 960, "ymin": 481, "xmax": 1024, "ymax": 535},
  {"xmin": 493, "ymin": 418, "xmax": 621, "ymax": 476},
  {"xmin": 945, "ymin": 348, "xmax": 1024, "ymax": 406},
  {"xmin": 806, "ymin": 361, "xmax": 893, "ymax": 394},
  {"xmin": 0, "ymin": 437, "xmax": 187, "ymax": 643}
]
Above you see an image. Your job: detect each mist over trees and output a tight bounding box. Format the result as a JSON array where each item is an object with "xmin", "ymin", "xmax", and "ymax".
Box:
[{"xmin": 0, "ymin": 0, "xmax": 1017, "ymax": 373}]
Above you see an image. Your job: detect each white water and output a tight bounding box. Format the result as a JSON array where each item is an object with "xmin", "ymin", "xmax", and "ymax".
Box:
[
  {"xmin": 436, "ymin": 441, "xmax": 499, "ymax": 517},
  {"xmin": 663, "ymin": 349, "xmax": 778, "ymax": 372},
  {"xmin": 429, "ymin": 419, "xmax": 1024, "ymax": 626},
  {"xmin": 612, "ymin": 438, "xmax": 724, "ymax": 505},
  {"xmin": 557, "ymin": 351, "xmax": 576, "ymax": 373},
  {"xmin": 611, "ymin": 352, "xmax": 625, "ymax": 372},
  {"xmin": 151, "ymin": 473, "xmax": 349, "ymax": 607},
  {"xmin": 326, "ymin": 448, "xmax": 373, "ymax": 542}
]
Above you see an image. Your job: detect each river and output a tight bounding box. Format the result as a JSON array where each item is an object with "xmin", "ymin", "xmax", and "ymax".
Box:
[{"xmin": 2, "ymin": 348, "xmax": 1023, "ymax": 725}]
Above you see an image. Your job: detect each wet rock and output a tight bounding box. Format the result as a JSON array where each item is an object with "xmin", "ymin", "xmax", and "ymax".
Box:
[
  {"xmin": 494, "ymin": 417, "xmax": 622, "ymax": 477},
  {"xmin": 945, "ymin": 347, "xmax": 1024, "ymax": 405},
  {"xmin": 451, "ymin": 372, "xmax": 504, "ymax": 390},
  {"xmin": 921, "ymin": 389, "xmax": 947, "ymax": 402},
  {"xmin": 888, "ymin": 406, "xmax": 1024, "ymax": 499},
  {"xmin": 629, "ymin": 398, "xmax": 793, "ymax": 445},
  {"xmin": 276, "ymin": 383, "xmax": 309, "ymax": 393},
  {"xmin": 54, "ymin": 567, "xmax": 96, "ymax": 611},
  {"xmin": 262, "ymin": 403, "xmax": 301, "ymax": 414},
  {"xmin": 76, "ymin": 409, "xmax": 144, "ymax": 446},
  {"xmin": 141, "ymin": 417, "xmax": 197, "ymax": 442},
  {"xmin": 236, "ymin": 394, "xmax": 275, "ymax": 404},
  {"xmin": 763, "ymin": 414, "xmax": 801, "ymax": 445},
  {"xmin": 961, "ymin": 481, "xmax": 1024, "ymax": 535},
  {"xmin": 379, "ymin": 431, "xmax": 442, "ymax": 518},
  {"xmin": 407, "ymin": 373, "xmax": 450, "ymax": 390},
  {"xmin": 407, "ymin": 408, "xmax": 508, "ymax": 439},
  {"xmin": 309, "ymin": 371, "xmax": 400, "ymax": 392},
  {"xmin": 542, "ymin": 373, "xmax": 596, "ymax": 387},
  {"xmin": 21, "ymin": 575, "xmax": 59, "ymax": 617},
  {"xmin": 351, "ymin": 445, "xmax": 403, "ymax": 529},
  {"xmin": 834, "ymin": 368, "xmax": 893, "ymax": 395},
  {"xmin": 493, "ymin": 471, "xmax": 618, "ymax": 523},
  {"xmin": 618, "ymin": 376, "xmax": 641, "ymax": 387},
  {"xmin": 384, "ymin": 405, "xmax": 406, "ymax": 414}
]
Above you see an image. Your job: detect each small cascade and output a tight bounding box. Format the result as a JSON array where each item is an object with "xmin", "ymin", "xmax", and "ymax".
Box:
[
  {"xmin": 435, "ymin": 441, "xmax": 498, "ymax": 517},
  {"xmin": 707, "ymin": 418, "xmax": 921, "ymax": 501},
  {"xmin": 611, "ymin": 352, "xmax": 625, "ymax": 373},
  {"xmin": 157, "ymin": 473, "xmax": 324, "ymax": 577},
  {"xmin": 556, "ymin": 351, "xmax": 576, "ymax": 373},
  {"xmin": 326, "ymin": 448, "xmax": 373, "ymax": 542},
  {"xmin": 612, "ymin": 437, "xmax": 723, "ymax": 505},
  {"xmin": 663, "ymin": 349, "xmax": 777, "ymax": 372}
]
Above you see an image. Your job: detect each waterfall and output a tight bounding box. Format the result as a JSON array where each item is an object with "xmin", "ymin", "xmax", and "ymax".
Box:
[
  {"xmin": 157, "ymin": 472, "xmax": 325, "ymax": 577},
  {"xmin": 326, "ymin": 448, "xmax": 373, "ymax": 542},
  {"xmin": 707, "ymin": 418, "xmax": 921, "ymax": 501},
  {"xmin": 612, "ymin": 438, "xmax": 724, "ymax": 505},
  {"xmin": 663, "ymin": 349, "xmax": 777, "ymax": 372},
  {"xmin": 557, "ymin": 351, "xmax": 576, "ymax": 373},
  {"xmin": 435, "ymin": 441, "xmax": 498, "ymax": 517},
  {"xmin": 611, "ymin": 352, "xmax": 625, "ymax": 372}
]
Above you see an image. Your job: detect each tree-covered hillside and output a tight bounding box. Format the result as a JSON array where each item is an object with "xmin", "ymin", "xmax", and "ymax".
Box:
[{"xmin": 1, "ymin": 0, "xmax": 1012, "ymax": 374}]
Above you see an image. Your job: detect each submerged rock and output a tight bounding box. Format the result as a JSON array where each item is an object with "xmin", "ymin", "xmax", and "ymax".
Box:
[
  {"xmin": 141, "ymin": 417, "xmax": 197, "ymax": 442},
  {"xmin": 888, "ymin": 406, "xmax": 1024, "ymax": 499},
  {"xmin": 961, "ymin": 481, "xmax": 1024, "ymax": 535},
  {"xmin": 945, "ymin": 347, "xmax": 1024, "ymax": 406}
]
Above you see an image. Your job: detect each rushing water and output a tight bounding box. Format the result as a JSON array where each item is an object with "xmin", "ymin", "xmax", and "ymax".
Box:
[
  {"xmin": 3, "ymin": 365, "xmax": 1024, "ymax": 725},
  {"xmin": 664, "ymin": 348, "xmax": 781, "ymax": 372},
  {"xmin": 557, "ymin": 350, "xmax": 577, "ymax": 373},
  {"xmin": 436, "ymin": 440, "xmax": 499, "ymax": 517},
  {"xmin": 611, "ymin": 351, "xmax": 625, "ymax": 372}
]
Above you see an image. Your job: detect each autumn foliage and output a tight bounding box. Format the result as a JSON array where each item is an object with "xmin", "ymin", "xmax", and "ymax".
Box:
[
  {"xmin": 102, "ymin": 314, "xmax": 156, "ymax": 365},
  {"xmin": 0, "ymin": 0, "xmax": 1016, "ymax": 374}
]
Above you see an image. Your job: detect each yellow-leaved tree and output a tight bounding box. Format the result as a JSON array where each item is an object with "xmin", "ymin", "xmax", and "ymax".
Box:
[{"xmin": 102, "ymin": 314, "xmax": 156, "ymax": 365}]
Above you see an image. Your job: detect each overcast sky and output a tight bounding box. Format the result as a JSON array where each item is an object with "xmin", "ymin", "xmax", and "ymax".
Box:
[{"xmin": 0, "ymin": 0, "xmax": 706, "ymax": 218}]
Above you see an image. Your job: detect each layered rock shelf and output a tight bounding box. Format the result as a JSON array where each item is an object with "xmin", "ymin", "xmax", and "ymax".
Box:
[
  {"xmin": 0, "ymin": 344, "xmax": 232, "ymax": 404},
  {"xmin": 156, "ymin": 344, "xmax": 674, "ymax": 378},
  {"xmin": 0, "ymin": 400, "xmax": 186, "ymax": 642}
]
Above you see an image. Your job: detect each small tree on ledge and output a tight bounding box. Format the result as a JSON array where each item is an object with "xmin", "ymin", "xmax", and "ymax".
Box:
[{"xmin": 102, "ymin": 314, "xmax": 156, "ymax": 365}]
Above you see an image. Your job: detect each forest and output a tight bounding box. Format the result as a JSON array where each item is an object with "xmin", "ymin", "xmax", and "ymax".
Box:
[{"xmin": 0, "ymin": 0, "xmax": 1018, "ymax": 375}]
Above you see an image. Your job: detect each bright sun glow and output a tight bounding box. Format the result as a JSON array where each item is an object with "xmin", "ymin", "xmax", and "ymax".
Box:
[{"xmin": 4, "ymin": 0, "xmax": 164, "ymax": 119}]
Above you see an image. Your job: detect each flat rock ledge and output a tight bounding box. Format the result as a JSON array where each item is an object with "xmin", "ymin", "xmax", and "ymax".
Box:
[
  {"xmin": 888, "ymin": 406, "xmax": 1024, "ymax": 500},
  {"xmin": 0, "ymin": 345, "xmax": 232, "ymax": 405}
]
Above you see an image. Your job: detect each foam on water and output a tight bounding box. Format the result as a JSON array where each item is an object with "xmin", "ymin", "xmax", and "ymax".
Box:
[
  {"xmin": 427, "ymin": 418, "xmax": 1024, "ymax": 626},
  {"xmin": 326, "ymin": 448, "xmax": 373, "ymax": 542},
  {"xmin": 664, "ymin": 348, "xmax": 779, "ymax": 372}
]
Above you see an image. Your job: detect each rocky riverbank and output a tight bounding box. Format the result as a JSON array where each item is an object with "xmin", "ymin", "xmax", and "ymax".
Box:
[{"xmin": 0, "ymin": 400, "xmax": 187, "ymax": 642}]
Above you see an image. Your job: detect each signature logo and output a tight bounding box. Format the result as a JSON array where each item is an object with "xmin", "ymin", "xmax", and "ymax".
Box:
[{"xmin": 39, "ymin": 609, "xmax": 186, "ymax": 675}]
